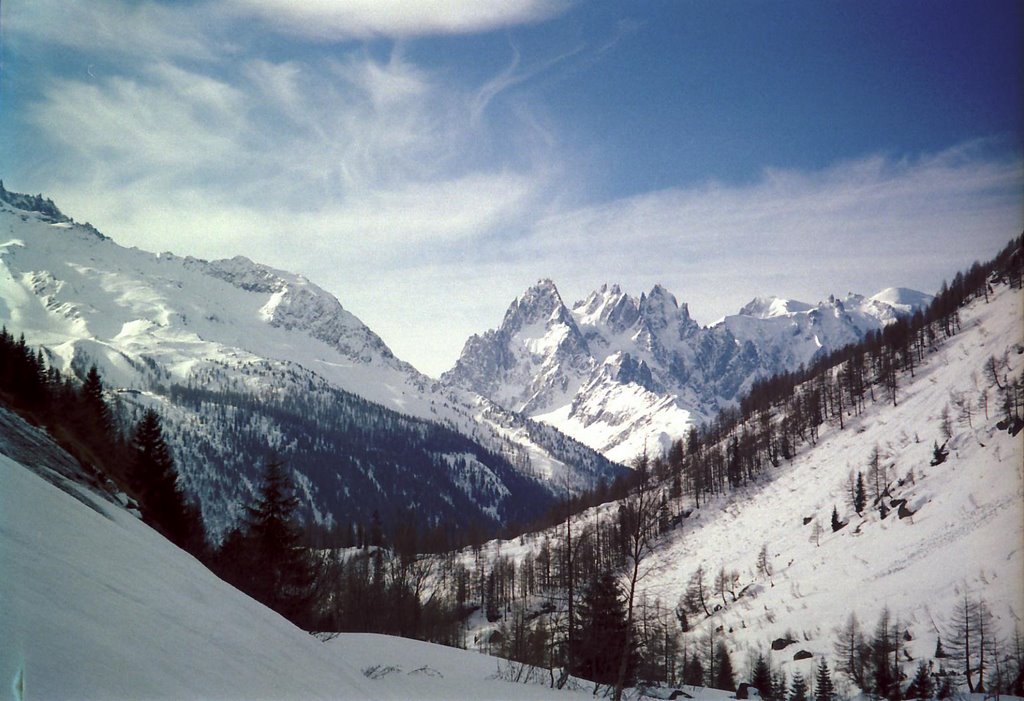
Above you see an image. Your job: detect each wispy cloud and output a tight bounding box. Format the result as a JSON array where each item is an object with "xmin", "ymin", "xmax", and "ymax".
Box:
[
  {"xmin": 25, "ymin": 41, "xmax": 560, "ymax": 255},
  {"xmin": 223, "ymin": 0, "xmax": 573, "ymax": 40},
  {"xmin": 6, "ymin": 0, "xmax": 220, "ymax": 62},
  {"xmin": 504, "ymin": 142, "xmax": 1023, "ymax": 321},
  {"xmin": 470, "ymin": 40, "xmax": 585, "ymax": 127}
]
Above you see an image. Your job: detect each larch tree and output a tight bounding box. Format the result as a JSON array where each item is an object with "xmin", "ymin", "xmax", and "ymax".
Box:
[{"xmin": 613, "ymin": 451, "xmax": 659, "ymax": 701}]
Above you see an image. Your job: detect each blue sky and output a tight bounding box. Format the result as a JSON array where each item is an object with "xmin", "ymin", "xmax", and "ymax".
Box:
[{"xmin": 2, "ymin": 0, "xmax": 1022, "ymax": 376}]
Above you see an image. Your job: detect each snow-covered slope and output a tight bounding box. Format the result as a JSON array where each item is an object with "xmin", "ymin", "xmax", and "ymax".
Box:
[
  {"xmin": 445, "ymin": 280, "xmax": 930, "ymax": 464},
  {"xmin": 640, "ymin": 281, "xmax": 1022, "ymax": 680},
  {"xmin": 0, "ymin": 411, "xmax": 610, "ymax": 700},
  {"xmin": 458, "ymin": 281, "xmax": 1023, "ymax": 686},
  {"xmin": 0, "ymin": 184, "xmax": 624, "ymax": 537}
]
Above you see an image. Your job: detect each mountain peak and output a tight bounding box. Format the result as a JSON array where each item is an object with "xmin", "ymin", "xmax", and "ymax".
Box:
[
  {"xmin": 869, "ymin": 287, "xmax": 933, "ymax": 311},
  {"xmin": 502, "ymin": 278, "xmax": 572, "ymax": 331},
  {"xmin": 738, "ymin": 295, "xmax": 814, "ymax": 319},
  {"xmin": 0, "ymin": 181, "xmax": 107, "ymax": 240}
]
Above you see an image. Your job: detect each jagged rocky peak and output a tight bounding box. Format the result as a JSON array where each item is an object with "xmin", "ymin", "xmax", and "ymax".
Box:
[
  {"xmin": 196, "ymin": 255, "xmax": 289, "ymax": 294},
  {"xmin": 575, "ymin": 282, "xmax": 698, "ymax": 337},
  {"xmin": 0, "ymin": 181, "xmax": 107, "ymax": 240},
  {"xmin": 0, "ymin": 180, "xmax": 69, "ymax": 223},
  {"xmin": 574, "ymin": 283, "xmax": 640, "ymax": 332},
  {"xmin": 183, "ymin": 253, "xmax": 397, "ymax": 363},
  {"xmin": 638, "ymin": 283, "xmax": 686, "ymax": 332},
  {"xmin": 602, "ymin": 350, "xmax": 658, "ymax": 392},
  {"xmin": 501, "ymin": 278, "xmax": 573, "ymax": 331}
]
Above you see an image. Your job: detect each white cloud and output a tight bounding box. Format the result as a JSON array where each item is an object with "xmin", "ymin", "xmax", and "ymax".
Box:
[
  {"xmin": 11, "ymin": 1, "xmax": 1021, "ymax": 377},
  {"xmin": 33, "ymin": 66, "xmax": 247, "ymax": 176},
  {"xmin": 6, "ymin": 0, "xmax": 219, "ymax": 61},
  {"xmin": 509, "ymin": 143, "xmax": 1023, "ymax": 324},
  {"xmin": 25, "ymin": 43, "xmax": 561, "ymax": 293},
  {"xmin": 224, "ymin": 0, "xmax": 572, "ymax": 40}
]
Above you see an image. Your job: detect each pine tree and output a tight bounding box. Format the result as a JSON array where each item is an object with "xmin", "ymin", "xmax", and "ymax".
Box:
[
  {"xmin": 244, "ymin": 460, "xmax": 315, "ymax": 622},
  {"xmin": 869, "ymin": 607, "xmax": 900, "ymax": 700},
  {"xmin": 714, "ymin": 642, "xmax": 736, "ymax": 691},
  {"xmin": 854, "ymin": 472, "xmax": 867, "ymax": 515},
  {"xmin": 814, "ymin": 657, "xmax": 834, "ymax": 701},
  {"xmin": 904, "ymin": 661, "xmax": 934, "ymax": 699},
  {"xmin": 751, "ymin": 653, "xmax": 773, "ymax": 699},
  {"xmin": 76, "ymin": 364, "xmax": 114, "ymax": 454},
  {"xmin": 834, "ymin": 612, "xmax": 866, "ymax": 688},
  {"xmin": 945, "ymin": 593, "xmax": 978, "ymax": 692},
  {"xmin": 790, "ymin": 671, "xmax": 809, "ymax": 701},
  {"xmin": 81, "ymin": 365, "xmax": 111, "ymax": 430},
  {"xmin": 129, "ymin": 409, "xmax": 198, "ymax": 548},
  {"xmin": 573, "ymin": 570, "xmax": 634, "ymax": 686},
  {"xmin": 936, "ymin": 673, "xmax": 953, "ymax": 699},
  {"xmin": 831, "ymin": 506, "xmax": 843, "ymax": 532},
  {"xmin": 772, "ymin": 671, "xmax": 789, "ymax": 701},
  {"xmin": 682, "ymin": 652, "xmax": 704, "ymax": 686}
]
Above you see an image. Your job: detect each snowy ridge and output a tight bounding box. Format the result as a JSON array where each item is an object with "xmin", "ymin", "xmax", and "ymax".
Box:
[
  {"xmin": 0, "ymin": 187, "xmax": 624, "ymax": 539},
  {"xmin": 445, "ymin": 280, "xmax": 930, "ymax": 463}
]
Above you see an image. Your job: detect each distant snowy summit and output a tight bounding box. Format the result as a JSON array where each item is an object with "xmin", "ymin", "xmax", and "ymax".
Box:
[
  {"xmin": 444, "ymin": 279, "xmax": 931, "ymax": 463},
  {"xmin": 734, "ymin": 289, "xmax": 930, "ymax": 323},
  {"xmin": 736, "ymin": 295, "xmax": 815, "ymax": 319}
]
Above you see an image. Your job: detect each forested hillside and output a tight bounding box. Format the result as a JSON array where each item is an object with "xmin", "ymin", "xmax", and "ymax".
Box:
[{"xmin": 412, "ymin": 236, "xmax": 1024, "ymax": 699}]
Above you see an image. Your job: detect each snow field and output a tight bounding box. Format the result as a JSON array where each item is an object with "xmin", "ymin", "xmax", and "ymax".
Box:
[{"xmin": 0, "ymin": 444, "xmax": 611, "ymax": 700}]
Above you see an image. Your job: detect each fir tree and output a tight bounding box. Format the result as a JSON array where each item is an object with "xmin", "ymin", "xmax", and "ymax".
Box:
[
  {"xmin": 244, "ymin": 460, "xmax": 315, "ymax": 622},
  {"xmin": 831, "ymin": 506, "xmax": 843, "ymax": 532},
  {"xmin": 751, "ymin": 653, "xmax": 773, "ymax": 699},
  {"xmin": 573, "ymin": 570, "xmax": 635, "ymax": 686},
  {"xmin": 772, "ymin": 670, "xmax": 789, "ymax": 701},
  {"xmin": 854, "ymin": 472, "xmax": 867, "ymax": 515},
  {"xmin": 714, "ymin": 642, "xmax": 736, "ymax": 691},
  {"xmin": 790, "ymin": 671, "xmax": 809, "ymax": 701},
  {"xmin": 869, "ymin": 607, "xmax": 900, "ymax": 700},
  {"xmin": 81, "ymin": 365, "xmax": 112, "ymax": 434},
  {"xmin": 905, "ymin": 661, "xmax": 934, "ymax": 699},
  {"xmin": 682, "ymin": 652, "xmax": 705, "ymax": 686},
  {"xmin": 129, "ymin": 408, "xmax": 200, "ymax": 549},
  {"xmin": 936, "ymin": 673, "xmax": 953, "ymax": 699},
  {"xmin": 814, "ymin": 657, "xmax": 834, "ymax": 701}
]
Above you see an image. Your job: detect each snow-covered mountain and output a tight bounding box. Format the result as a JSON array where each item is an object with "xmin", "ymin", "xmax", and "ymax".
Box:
[
  {"xmin": 456, "ymin": 278, "xmax": 1024, "ymax": 690},
  {"xmin": 0, "ymin": 183, "xmax": 624, "ymax": 538},
  {"xmin": 444, "ymin": 280, "xmax": 931, "ymax": 463}
]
